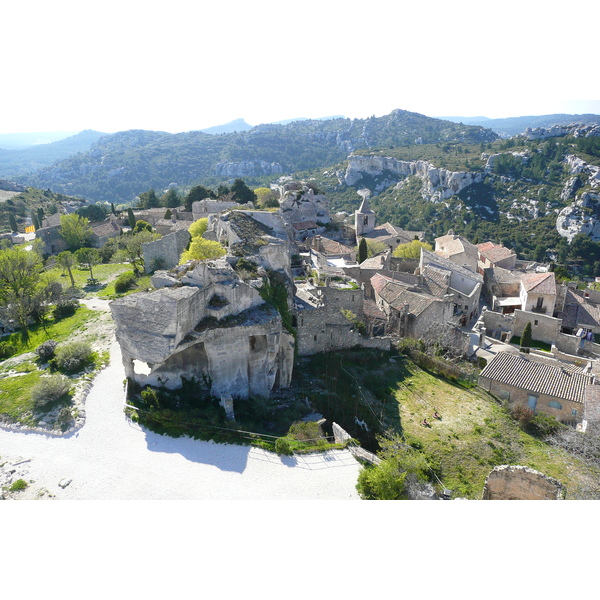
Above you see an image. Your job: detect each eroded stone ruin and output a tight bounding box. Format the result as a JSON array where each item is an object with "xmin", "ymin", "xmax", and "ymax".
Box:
[
  {"xmin": 482, "ymin": 465, "xmax": 565, "ymax": 500},
  {"xmin": 110, "ymin": 257, "xmax": 294, "ymax": 400}
]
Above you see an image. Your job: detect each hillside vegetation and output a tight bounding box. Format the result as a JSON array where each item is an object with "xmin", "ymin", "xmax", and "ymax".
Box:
[{"xmin": 18, "ymin": 110, "xmax": 497, "ymax": 203}]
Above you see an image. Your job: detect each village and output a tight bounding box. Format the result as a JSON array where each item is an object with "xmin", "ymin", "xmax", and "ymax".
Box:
[{"xmin": 3, "ymin": 177, "xmax": 600, "ymax": 500}]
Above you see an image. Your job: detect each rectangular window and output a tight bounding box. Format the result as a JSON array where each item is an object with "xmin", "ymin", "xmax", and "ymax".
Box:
[
  {"xmin": 572, "ymin": 409, "xmax": 578, "ymax": 417},
  {"xmin": 534, "ymin": 320, "xmax": 539, "ymax": 326}
]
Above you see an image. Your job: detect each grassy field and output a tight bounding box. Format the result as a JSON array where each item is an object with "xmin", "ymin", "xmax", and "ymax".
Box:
[{"xmin": 293, "ymin": 348, "xmax": 597, "ymax": 499}]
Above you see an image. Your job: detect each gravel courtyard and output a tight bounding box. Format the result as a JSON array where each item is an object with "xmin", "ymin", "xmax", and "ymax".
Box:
[{"xmin": 0, "ymin": 305, "xmax": 362, "ymax": 500}]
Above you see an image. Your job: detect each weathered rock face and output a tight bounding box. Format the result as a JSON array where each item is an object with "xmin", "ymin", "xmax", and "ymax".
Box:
[
  {"xmin": 523, "ymin": 123, "xmax": 600, "ymax": 141},
  {"xmin": 278, "ymin": 182, "xmax": 331, "ymax": 225},
  {"xmin": 342, "ymin": 155, "xmax": 484, "ymax": 201},
  {"xmin": 482, "ymin": 465, "xmax": 564, "ymax": 500},
  {"xmin": 556, "ymin": 155, "xmax": 600, "ymax": 241},
  {"xmin": 110, "ymin": 258, "xmax": 294, "ymax": 399}
]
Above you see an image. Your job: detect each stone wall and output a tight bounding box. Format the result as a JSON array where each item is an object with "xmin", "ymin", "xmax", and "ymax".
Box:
[
  {"xmin": 513, "ymin": 309, "xmax": 561, "ymax": 345},
  {"xmin": 482, "ymin": 465, "xmax": 564, "ymax": 500},
  {"xmin": 142, "ymin": 229, "xmax": 190, "ymax": 273}
]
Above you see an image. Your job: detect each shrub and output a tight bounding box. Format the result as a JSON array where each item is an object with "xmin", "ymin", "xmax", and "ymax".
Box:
[
  {"xmin": 0, "ymin": 341, "xmax": 17, "ymax": 360},
  {"xmin": 31, "ymin": 374, "xmax": 71, "ymax": 408},
  {"xmin": 114, "ymin": 271, "xmax": 137, "ymax": 293},
  {"xmin": 52, "ymin": 341, "xmax": 93, "ymax": 373},
  {"xmin": 36, "ymin": 339, "xmax": 58, "ymax": 361},
  {"xmin": 9, "ymin": 479, "xmax": 28, "ymax": 492},
  {"xmin": 288, "ymin": 420, "xmax": 322, "ymax": 441},
  {"xmin": 275, "ymin": 437, "xmax": 293, "ymax": 456},
  {"xmin": 53, "ymin": 300, "xmax": 78, "ymax": 320}
]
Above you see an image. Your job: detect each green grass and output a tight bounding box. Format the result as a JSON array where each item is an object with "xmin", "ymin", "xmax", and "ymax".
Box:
[
  {"xmin": 44, "ymin": 262, "xmax": 133, "ymax": 298},
  {"xmin": 0, "ymin": 369, "xmax": 44, "ymax": 423},
  {"xmin": 509, "ymin": 336, "xmax": 553, "ymax": 353},
  {"xmin": 292, "ymin": 348, "xmax": 597, "ymax": 499},
  {"xmin": 3, "ymin": 306, "xmax": 98, "ymax": 354}
]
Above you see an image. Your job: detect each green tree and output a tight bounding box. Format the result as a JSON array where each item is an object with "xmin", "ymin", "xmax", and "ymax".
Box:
[
  {"xmin": 37, "ymin": 207, "xmax": 45, "ymax": 227},
  {"xmin": 180, "ymin": 237, "xmax": 226, "ymax": 263},
  {"xmin": 127, "ymin": 207, "xmax": 136, "ymax": 229},
  {"xmin": 188, "ymin": 218, "xmax": 208, "ymax": 239},
  {"xmin": 132, "ymin": 220, "xmax": 153, "ymax": 234},
  {"xmin": 77, "ymin": 203, "xmax": 107, "ymax": 222},
  {"xmin": 138, "ymin": 189, "xmax": 160, "ymax": 209},
  {"xmin": 75, "ymin": 247, "xmax": 101, "ymax": 282},
  {"xmin": 230, "ymin": 179, "xmax": 256, "ymax": 205},
  {"xmin": 184, "ymin": 185, "xmax": 216, "ymax": 211},
  {"xmin": 8, "ymin": 213, "xmax": 18, "ymax": 233},
  {"xmin": 358, "ymin": 238, "xmax": 368, "ymax": 264},
  {"xmin": 31, "ymin": 211, "xmax": 40, "ymax": 231},
  {"xmin": 521, "ymin": 322, "xmax": 533, "ymax": 349},
  {"xmin": 56, "ymin": 251, "xmax": 77, "ymax": 288},
  {"xmin": 160, "ymin": 188, "xmax": 181, "ymax": 208},
  {"xmin": 356, "ymin": 433, "xmax": 432, "ymax": 500},
  {"xmin": 254, "ymin": 187, "xmax": 279, "ymax": 209},
  {"xmin": 59, "ymin": 214, "xmax": 93, "ymax": 250},
  {"xmin": 392, "ymin": 240, "xmax": 433, "ymax": 259},
  {"xmin": 0, "ymin": 247, "xmax": 43, "ymax": 338},
  {"xmin": 120, "ymin": 230, "xmax": 161, "ymax": 274}
]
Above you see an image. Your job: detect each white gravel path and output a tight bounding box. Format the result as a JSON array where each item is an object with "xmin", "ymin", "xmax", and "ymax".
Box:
[{"xmin": 0, "ymin": 311, "xmax": 362, "ymax": 500}]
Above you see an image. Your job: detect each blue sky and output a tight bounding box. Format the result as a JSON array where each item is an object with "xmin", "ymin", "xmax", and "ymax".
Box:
[{"xmin": 2, "ymin": 1, "xmax": 598, "ymax": 134}]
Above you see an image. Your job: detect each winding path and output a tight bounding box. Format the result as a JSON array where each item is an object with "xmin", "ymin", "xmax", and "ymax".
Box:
[{"xmin": 0, "ymin": 305, "xmax": 362, "ymax": 500}]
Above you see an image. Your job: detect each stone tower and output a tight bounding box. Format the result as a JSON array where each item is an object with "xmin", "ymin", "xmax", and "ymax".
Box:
[{"xmin": 354, "ymin": 195, "xmax": 376, "ymax": 236}]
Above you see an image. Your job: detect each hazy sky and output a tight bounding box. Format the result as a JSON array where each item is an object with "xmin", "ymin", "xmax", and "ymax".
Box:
[{"xmin": 2, "ymin": 0, "xmax": 599, "ymax": 134}]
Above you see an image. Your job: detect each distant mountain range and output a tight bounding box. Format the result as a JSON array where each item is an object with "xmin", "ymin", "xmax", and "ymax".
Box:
[
  {"xmin": 439, "ymin": 114, "xmax": 600, "ymax": 137},
  {"xmin": 0, "ymin": 130, "xmax": 106, "ymax": 176},
  {"xmin": 13, "ymin": 109, "xmax": 498, "ymax": 203}
]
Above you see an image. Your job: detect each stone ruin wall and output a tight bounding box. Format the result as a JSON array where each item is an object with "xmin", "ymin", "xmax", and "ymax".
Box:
[
  {"xmin": 142, "ymin": 229, "xmax": 191, "ymax": 274},
  {"xmin": 482, "ymin": 465, "xmax": 564, "ymax": 500}
]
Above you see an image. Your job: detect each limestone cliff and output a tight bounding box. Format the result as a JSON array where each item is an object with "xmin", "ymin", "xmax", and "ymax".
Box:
[
  {"xmin": 341, "ymin": 154, "xmax": 484, "ymax": 201},
  {"xmin": 556, "ymin": 155, "xmax": 600, "ymax": 241}
]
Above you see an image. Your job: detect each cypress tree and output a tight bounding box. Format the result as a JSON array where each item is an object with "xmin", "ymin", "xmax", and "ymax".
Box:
[
  {"xmin": 8, "ymin": 213, "xmax": 18, "ymax": 233},
  {"xmin": 358, "ymin": 238, "xmax": 368, "ymax": 264},
  {"xmin": 127, "ymin": 208, "xmax": 136, "ymax": 229},
  {"xmin": 521, "ymin": 322, "xmax": 533, "ymax": 349}
]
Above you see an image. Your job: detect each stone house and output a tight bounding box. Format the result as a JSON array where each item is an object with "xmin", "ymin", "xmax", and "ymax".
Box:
[
  {"xmin": 479, "ymin": 351, "xmax": 596, "ymax": 422},
  {"xmin": 309, "ymin": 235, "xmax": 357, "ymax": 270},
  {"xmin": 420, "ymin": 249, "xmax": 483, "ymax": 321},
  {"xmin": 435, "ymin": 233, "xmax": 479, "ymax": 273},
  {"xmin": 477, "ymin": 241, "xmax": 517, "ymax": 273},
  {"xmin": 519, "ymin": 272, "xmax": 556, "ymax": 316},
  {"xmin": 37, "ymin": 213, "xmax": 68, "ymax": 255},
  {"xmin": 192, "ymin": 199, "xmax": 238, "ymax": 220},
  {"xmin": 89, "ymin": 217, "xmax": 122, "ymax": 248},
  {"xmin": 294, "ymin": 280, "xmax": 390, "ymax": 356},
  {"xmin": 291, "ymin": 220, "xmax": 319, "ymax": 242},
  {"xmin": 371, "ymin": 273, "xmax": 455, "ymax": 339},
  {"xmin": 556, "ymin": 286, "xmax": 600, "ymax": 337}
]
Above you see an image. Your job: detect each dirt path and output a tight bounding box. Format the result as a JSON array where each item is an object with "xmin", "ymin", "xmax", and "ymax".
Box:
[{"xmin": 1, "ymin": 303, "xmax": 362, "ymax": 500}]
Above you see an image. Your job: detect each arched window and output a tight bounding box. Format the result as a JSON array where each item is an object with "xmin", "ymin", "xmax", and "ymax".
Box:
[{"xmin": 548, "ymin": 400, "xmax": 562, "ymax": 410}]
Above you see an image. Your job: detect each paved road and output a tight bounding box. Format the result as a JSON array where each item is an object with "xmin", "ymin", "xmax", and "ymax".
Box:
[{"xmin": 0, "ymin": 338, "xmax": 362, "ymax": 500}]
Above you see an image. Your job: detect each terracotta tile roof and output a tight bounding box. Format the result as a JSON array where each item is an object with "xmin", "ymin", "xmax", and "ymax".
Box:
[
  {"xmin": 422, "ymin": 265, "xmax": 451, "ymax": 298},
  {"xmin": 360, "ymin": 254, "xmax": 386, "ymax": 269},
  {"xmin": 435, "ymin": 234, "xmax": 478, "ymax": 259},
  {"xmin": 521, "ymin": 272, "xmax": 556, "ymax": 294},
  {"xmin": 479, "ymin": 352, "xmax": 592, "ymax": 404},
  {"xmin": 313, "ymin": 236, "xmax": 354, "ymax": 256},
  {"xmin": 91, "ymin": 220, "xmax": 120, "ymax": 236},
  {"xmin": 477, "ymin": 241, "xmax": 516, "ymax": 264},
  {"xmin": 362, "ymin": 223, "xmax": 422, "ymax": 245},
  {"xmin": 371, "ymin": 274, "xmax": 440, "ymax": 316}
]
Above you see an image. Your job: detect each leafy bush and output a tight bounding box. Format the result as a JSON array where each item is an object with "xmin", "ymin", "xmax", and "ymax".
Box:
[
  {"xmin": 53, "ymin": 300, "xmax": 78, "ymax": 320},
  {"xmin": 31, "ymin": 374, "xmax": 71, "ymax": 408},
  {"xmin": 36, "ymin": 339, "xmax": 58, "ymax": 361},
  {"xmin": 0, "ymin": 341, "xmax": 17, "ymax": 360},
  {"xmin": 52, "ymin": 341, "xmax": 93, "ymax": 373},
  {"xmin": 275, "ymin": 437, "xmax": 293, "ymax": 455},
  {"xmin": 114, "ymin": 271, "xmax": 137, "ymax": 293}
]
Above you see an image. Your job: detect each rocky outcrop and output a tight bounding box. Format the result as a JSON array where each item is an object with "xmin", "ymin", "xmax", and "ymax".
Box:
[
  {"xmin": 341, "ymin": 155, "xmax": 484, "ymax": 201},
  {"xmin": 523, "ymin": 123, "xmax": 600, "ymax": 140},
  {"xmin": 482, "ymin": 465, "xmax": 564, "ymax": 500},
  {"xmin": 214, "ymin": 160, "xmax": 283, "ymax": 178},
  {"xmin": 556, "ymin": 156, "xmax": 600, "ymax": 241},
  {"xmin": 277, "ymin": 181, "xmax": 331, "ymax": 225},
  {"xmin": 110, "ymin": 258, "xmax": 294, "ymax": 399}
]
